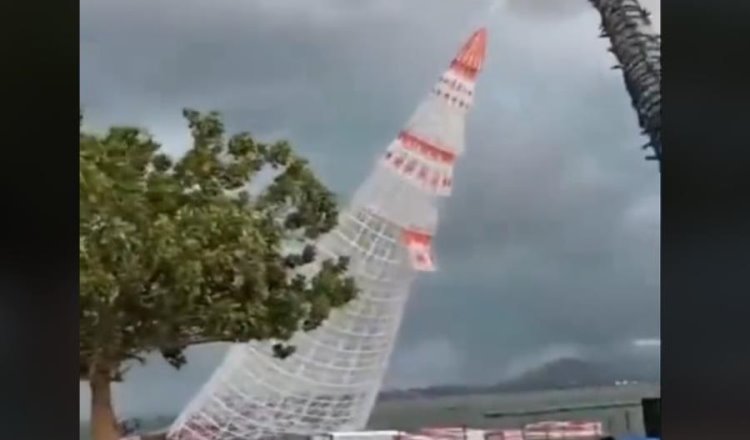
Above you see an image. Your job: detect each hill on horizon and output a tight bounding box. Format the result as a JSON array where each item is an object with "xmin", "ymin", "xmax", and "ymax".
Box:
[{"xmin": 378, "ymin": 356, "xmax": 659, "ymax": 400}]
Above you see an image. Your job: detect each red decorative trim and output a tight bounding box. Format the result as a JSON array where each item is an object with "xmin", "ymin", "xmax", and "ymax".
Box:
[
  {"xmin": 449, "ymin": 28, "xmax": 487, "ymax": 81},
  {"xmin": 450, "ymin": 62, "xmax": 480, "ymax": 81},
  {"xmin": 397, "ymin": 131, "xmax": 456, "ymax": 165},
  {"xmin": 402, "ymin": 228, "xmax": 433, "ymax": 244}
]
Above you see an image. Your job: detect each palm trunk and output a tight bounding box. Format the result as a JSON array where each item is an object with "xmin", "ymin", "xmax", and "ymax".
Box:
[
  {"xmin": 589, "ymin": 0, "xmax": 661, "ymax": 166},
  {"xmin": 90, "ymin": 366, "xmax": 121, "ymax": 440}
]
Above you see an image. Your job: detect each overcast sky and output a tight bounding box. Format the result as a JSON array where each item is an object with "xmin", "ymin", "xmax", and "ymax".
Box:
[{"xmin": 80, "ymin": 0, "xmax": 660, "ymax": 420}]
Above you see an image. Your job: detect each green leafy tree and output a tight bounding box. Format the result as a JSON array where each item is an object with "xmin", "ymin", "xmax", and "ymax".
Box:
[{"xmin": 80, "ymin": 109, "xmax": 357, "ymax": 440}]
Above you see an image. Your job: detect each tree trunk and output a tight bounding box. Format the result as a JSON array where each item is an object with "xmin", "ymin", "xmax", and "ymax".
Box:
[
  {"xmin": 589, "ymin": 0, "xmax": 661, "ymax": 165},
  {"xmin": 90, "ymin": 366, "xmax": 121, "ymax": 440}
]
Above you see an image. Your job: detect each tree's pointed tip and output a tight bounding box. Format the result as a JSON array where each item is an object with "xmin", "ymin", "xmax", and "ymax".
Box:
[{"xmin": 450, "ymin": 28, "xmax": 488, "ymax": 78}]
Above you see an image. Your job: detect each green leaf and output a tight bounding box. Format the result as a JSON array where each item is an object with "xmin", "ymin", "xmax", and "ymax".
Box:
[{"xmin": 79, "ymin": 109, "xmax": 358, "ymax": 381}]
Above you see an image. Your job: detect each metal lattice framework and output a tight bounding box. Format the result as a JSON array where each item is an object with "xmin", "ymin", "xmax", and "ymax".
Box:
[
  {"xmin": 167, "ymin": 29, "xmax": 488, "ymax": 440},
  {"xmin": 590, "ymin": 0, "xmax": 662, "ymax": 166}
]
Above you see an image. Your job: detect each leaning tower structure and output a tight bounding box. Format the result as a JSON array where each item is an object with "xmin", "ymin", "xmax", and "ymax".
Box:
[{"xmin": 168, "ymin": 28, "xmax": 489, "ymax": 440}]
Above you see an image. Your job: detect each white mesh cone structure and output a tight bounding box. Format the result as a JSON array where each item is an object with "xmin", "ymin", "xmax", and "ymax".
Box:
[{"xmin": 168, "ymin": 28, "xmax": 488, "ymax": 440}]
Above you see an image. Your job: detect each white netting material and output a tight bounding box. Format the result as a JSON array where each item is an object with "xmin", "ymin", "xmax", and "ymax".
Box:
[
  {"xmin": 405, "ymin": 75, "xmax": 469, "ymax": 156},
  {"xmin": 168, "ymin": 42, "xmax": 481, "ymax": 439},
  {"xmin": 168, "ymin": 207, "xmax": 419, "ymax": 440}
]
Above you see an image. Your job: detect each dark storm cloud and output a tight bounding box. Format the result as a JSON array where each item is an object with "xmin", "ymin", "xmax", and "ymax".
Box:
[
  {"xmin": 503, "ymin": 0, "xmax": 590, "ymax": 19},
  {"xmin": 80, "ymin": 0, "xmax": 659, "ymax": 416}
]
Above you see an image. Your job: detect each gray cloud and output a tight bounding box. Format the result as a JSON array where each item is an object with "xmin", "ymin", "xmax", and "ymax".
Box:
[
  {"xmin": 81, "ymin": 0, "xmax": 659, "ymax": 419},
  {"xmin": 503, "ymin": 0, "xmax": 660, "ymax": 31},
  {"xmin": 385, "ymin": 338, "xmax": 466, "ymax": 389},
  {"xmin": 503, "ymin": 0, "xmax": 590, "ymax": 19}
]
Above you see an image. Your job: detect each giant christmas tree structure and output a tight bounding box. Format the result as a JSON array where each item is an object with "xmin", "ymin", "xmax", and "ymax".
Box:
[{"xmin": 167, "ymin": 28, "xmax": 488, "ymax": 440}]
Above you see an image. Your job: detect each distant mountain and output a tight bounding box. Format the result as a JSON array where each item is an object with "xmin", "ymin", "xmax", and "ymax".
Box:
[
  {"xmin": 503, "ymin": 355, "xmax": 658, "ymax": 388},
  {"xmin": 606, "ymin": 350, "xmax": 661, "ymax": 382},
  {"xmin": 379, "ymin": 357, "xmax": 659, "ymax": 401},
  {"xmin": 499, "ymin": 357, "xmax": 612, "ymax": 391}
]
